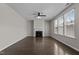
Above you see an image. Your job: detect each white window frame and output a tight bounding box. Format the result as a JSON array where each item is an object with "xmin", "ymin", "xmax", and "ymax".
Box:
[{"xmin": 54, "ymin": 8, "xmax": 75, "ymax": 38}]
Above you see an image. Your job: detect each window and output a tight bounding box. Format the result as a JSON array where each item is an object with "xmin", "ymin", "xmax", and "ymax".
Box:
[
  {"xmin": 54, "ymin": 19, "xmax": 58, "ymax": 34},
  {"xmin": 54, "ymin": 9, "xmax": 75, "ymax": 38},
  {"xmin": 58, "ymin": 16, "xmax": 64, "ymax": 35},
  {"xmin": 64, "ymin": 9, "xmax": 75, "ymax": 38}
]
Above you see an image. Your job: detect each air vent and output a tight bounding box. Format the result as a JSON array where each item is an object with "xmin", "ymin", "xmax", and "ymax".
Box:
[{"xmin": 65, "ymin": 3, "xmax": 72, "ymax": 6}]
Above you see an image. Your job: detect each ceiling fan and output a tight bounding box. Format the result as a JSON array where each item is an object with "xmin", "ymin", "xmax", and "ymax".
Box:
[
  {"xmin": 33, "ymin": 12, "xmax": 46, "ymax": 19},
  {"xmin": 37, "ymin": 12, "xmax": 46, "ymax": 17}
]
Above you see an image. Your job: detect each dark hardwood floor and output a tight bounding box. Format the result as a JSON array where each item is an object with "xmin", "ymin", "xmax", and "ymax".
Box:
[{"xmin": 0, "ymin": 37, "xmax": 79, "ymax": 55}]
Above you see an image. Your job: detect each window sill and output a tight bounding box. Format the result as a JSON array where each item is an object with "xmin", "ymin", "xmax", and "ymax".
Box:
[{"xmin": 54, "ymin": 33, "xmax": 75, "ymax": 39}]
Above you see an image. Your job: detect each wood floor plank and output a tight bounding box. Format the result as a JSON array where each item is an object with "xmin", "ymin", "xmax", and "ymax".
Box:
[{"xmin": 0, "ymin": 37, "xmax": 79, "ymax": 55}]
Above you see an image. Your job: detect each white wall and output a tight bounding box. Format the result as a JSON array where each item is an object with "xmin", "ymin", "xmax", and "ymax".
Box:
[
  {"xmin": 26, "ymin": 20, "xmax": 33, "ymax": 36},
  {"xmin": 0, "ymin": 4, "xmax": 31, "ymax": 51},
  {"xmin": 50, "ymin": 4, "xmax": 79, "ymax": 52},
  {"xmin": 44, "ymin": 21, "xmax": 50, "ymax": 36}
]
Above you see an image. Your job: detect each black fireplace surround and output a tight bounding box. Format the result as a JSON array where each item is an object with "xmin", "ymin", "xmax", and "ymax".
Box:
[{"xmin": 36, "ymin": 31, "xmax": 43, "ymax": 37}]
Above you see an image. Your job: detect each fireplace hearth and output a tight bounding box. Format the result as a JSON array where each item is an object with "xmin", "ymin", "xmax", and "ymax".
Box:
[{"xmin": 36, "ymin": 31, "xmax": 43, "ymax": 37}]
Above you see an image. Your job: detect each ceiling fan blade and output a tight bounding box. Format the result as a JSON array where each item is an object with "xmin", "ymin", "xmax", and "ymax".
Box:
[
  {"xmin": 33, "ymin": 12, "xmax": 38, "ymax": 15},
  {"xmin": 40, "ymin": 15, "xmax": 46, "ymax": 16},
  {"xmin": 33, "ymin": 11, "xmax": 46, "ymax": 17}
]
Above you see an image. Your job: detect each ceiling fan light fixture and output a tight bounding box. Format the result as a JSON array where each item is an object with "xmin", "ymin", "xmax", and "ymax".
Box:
[{"xmin": 37, "ymin": 16, "xmax": 41, "ymax": 19}]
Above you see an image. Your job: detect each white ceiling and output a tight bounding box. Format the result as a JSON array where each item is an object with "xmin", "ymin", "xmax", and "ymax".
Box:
[{"xmin": 7, "ymin": 3, "xmax": 68, "ymax": 20}]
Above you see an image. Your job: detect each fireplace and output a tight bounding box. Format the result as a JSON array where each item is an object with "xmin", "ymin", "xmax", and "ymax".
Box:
[{"xmin": 36, "ymin": 31, "xmax": 43, "ymax": 37}]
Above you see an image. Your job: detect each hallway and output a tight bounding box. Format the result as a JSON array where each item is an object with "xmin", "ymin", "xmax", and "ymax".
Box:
[{"xmin": 0, "ymin": 37, "xmax": 79, "ymax": 55}]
